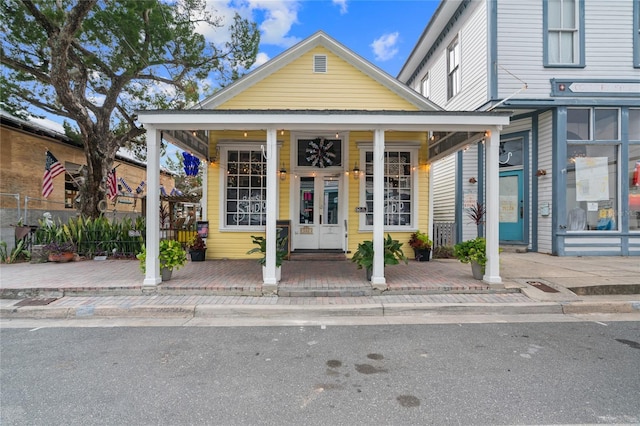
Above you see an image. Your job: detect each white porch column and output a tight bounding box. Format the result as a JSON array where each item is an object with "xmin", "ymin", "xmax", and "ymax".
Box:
[
  {"xmin": 483, "ymin": 127, "xmax": 503, "ymax": 286},
  {"xmin": 371, "ymin": 128, "xmax": 386, "ymax": 288},
  {"xmin": 263, "ymin": 128, "xmax": 278, "ymax": 292},
  {"xmin": 143, "ymin": 126, "xmax": 161, "ymax": 287}
]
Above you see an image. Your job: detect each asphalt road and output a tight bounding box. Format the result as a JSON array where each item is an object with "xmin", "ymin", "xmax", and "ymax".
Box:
[{"xmin": 1, "ymin": 321, "xmax": 639, "ymax": 425}]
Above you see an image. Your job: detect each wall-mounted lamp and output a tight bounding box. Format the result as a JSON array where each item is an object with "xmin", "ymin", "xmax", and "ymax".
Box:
[
  {"xmin": 279, "ymin": 162, "xmax": 287, "ymax": 181},
  {"xmin": 352, "ymin": 162, "xmax": 361, "ymax": 180},
  {"xmin": 280, "ymin": 129, "xmax": 284, "ymax": 136},
  {"xmin": 468, "ymin": 177, "xmax": 477, "ymax": 184},
  {"xmin": 191, "ymin": 130, "xmax": 197, "ymax": 137},
  {"xmin": 243, "ymin": 131, "xmax": 248, "ymax": 138},
  {"xmin": 536, "ymin": 169, "xmax": 547, "ymax": 177},
  {"xmin": 209, "ymin": 146, "xmax": 220, "ymax": 165}
]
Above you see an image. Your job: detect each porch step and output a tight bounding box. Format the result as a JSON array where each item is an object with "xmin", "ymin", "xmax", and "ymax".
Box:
[
  {"xmin": 277, "ymin": 287, "xmax": 372, "ymax": 297},
  {"xmin": 500, "ymin": 244, "xmax": 529, "ymax": 253},
  {"xmin": 289, "ymin": 250, "xmax": 347, "ymax": 261}
]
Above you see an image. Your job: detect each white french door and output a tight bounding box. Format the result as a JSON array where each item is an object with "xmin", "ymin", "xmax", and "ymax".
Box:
[{"xmin": 294, "ymin": 173, "xmax": 343, "ymax": 250}]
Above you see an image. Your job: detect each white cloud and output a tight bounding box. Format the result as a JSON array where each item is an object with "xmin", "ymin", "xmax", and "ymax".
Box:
[
  {"xmin": 332, "ymin": 0, "xmax": 348, "ymax": 14},
  {"xmin": 370, "ymin": 32, "xmax": 399, "ymax": 61},
  {"xmin": 253, "ymin": 52, "xmax": 270, "ymax": 68},
  {"xmin": 202, "ymin": 1, "xmax": 301, "ymax": 48},
  {"xmin": 249, "ymin": 0, "xmax": 301, "ymax": 47}
]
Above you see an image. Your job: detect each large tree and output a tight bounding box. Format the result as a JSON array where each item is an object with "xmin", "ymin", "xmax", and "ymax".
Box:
[{"xmin": 1, "ymin": 0, "xmax": 259, "ymax": 217}]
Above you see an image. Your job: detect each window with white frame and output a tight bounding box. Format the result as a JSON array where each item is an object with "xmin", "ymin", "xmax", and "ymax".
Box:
[
  {"xmin": 545, "ymin": 0, "xmax": 583, "ymax": 66},
  {"xmin": 421, "ymin": 73, "xmax": 430, "ymax": 98},
  {"xmin": 362, "ymin": 149, "xmax": 416, "ymax": 229},
  {"xmin": 447, "ymin": 37, "xmax": 460, "ymax": 100},
  {"xmin": 223, "ymin": 147, "xmax": 267, "ymax": 227}
]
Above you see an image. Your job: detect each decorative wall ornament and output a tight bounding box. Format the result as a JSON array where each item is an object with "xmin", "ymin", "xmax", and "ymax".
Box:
[
  {"xmin": 306, "ymin": 137, "xmax": 336, "ymax": 168},
  {"xmin": 182, "ymin": 152, "xmax": 201, "ymax": 176}
]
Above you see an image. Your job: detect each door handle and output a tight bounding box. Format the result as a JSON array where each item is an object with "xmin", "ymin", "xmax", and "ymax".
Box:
[
  {"xmin": 520, "ymin": 200, "xmax": 524, "ymax": 218},
  {"xmin": 319, "ymin": 215, "xmax": 322, "ymax": 225}
]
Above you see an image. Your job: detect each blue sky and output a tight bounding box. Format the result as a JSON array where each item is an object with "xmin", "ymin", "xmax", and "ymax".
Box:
[
  {"xmin": 242, "ymin": 0, "xmax": 440, "ymax": 76},
  {"xmin": 33, "ymin": 0, "xmax": 440, "ymax": 142}
]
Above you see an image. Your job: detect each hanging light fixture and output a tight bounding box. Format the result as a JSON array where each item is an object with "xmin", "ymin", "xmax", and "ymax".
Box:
[
  {"xmin": 352, "ymin": 161, "xmax": 360, "ymax": 180},
  {"xmin": 279, "ymin": 162, "xmax": 287, "ymax": 181}
]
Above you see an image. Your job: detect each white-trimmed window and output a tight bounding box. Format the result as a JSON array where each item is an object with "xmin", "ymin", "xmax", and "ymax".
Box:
[
  {"xmin": 545, "ymin": 0, "xmax": 584, "ymax": 66},
  {"xmin": 447, "ymin": 37, "xmax": 460, "ymax": 100},
  {"xmin": 360, "ymin": 146, "xmax": 418, "ymax": 229},
  {"xmin": 421, "ymin": 73, "xmax": 430, "ymax": 98},
  {"xmin": 223, "ymin": 146, "xmax": 267, "ymax": 228}
]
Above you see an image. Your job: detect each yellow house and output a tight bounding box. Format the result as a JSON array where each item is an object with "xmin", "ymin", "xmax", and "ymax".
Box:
[{"xmin": 137, "ymin": 32, "xmax": 510, "ymax": 292}]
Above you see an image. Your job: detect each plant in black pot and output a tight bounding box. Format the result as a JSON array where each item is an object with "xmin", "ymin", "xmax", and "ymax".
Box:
[
  {"xmin": 351, "ymin": 234, "xmax": 408, "ymax": 281},
  {"xmin": 408, "ymin": 230, "xmax": 432, "ymax": 261},
  {"xmin": 188, "ymin": 234, "xmax": 207, "ymax": 262}
]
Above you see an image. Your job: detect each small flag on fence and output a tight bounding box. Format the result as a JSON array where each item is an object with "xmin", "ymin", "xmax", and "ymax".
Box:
[
  {"xmin": 136, "ymin": 180, "xmax": 146, "ymax": 194},
  {"xmin": 42, "ymin": 151, "xmax": 66, "ymax": 198},
  {"xmin": 160, "ymin": 186, "xmax": 167, "ymax": 196},
  {"xmin": 119, "ymin": 177, "xmax": 132, "ymax": 193},
  {"xmin": 170, "ymin": 187, "xmax": 183, "ymax": 196},
  {"xmin": 106, "ymin": 168, "xmax": 118, "ymax": 201}
]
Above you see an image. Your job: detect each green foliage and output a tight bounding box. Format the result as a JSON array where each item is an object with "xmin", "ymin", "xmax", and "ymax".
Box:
[
  {"xmin": 34, "ymin": 215, "xmax": 145, "ymax": 258},
  {"xmin": 351, "ymin": 234, "xmax": 408, "ymax": 271},
  {"xmin": 246, "ymin": 233, "xmax": 288, "ymax": 267},
  {"xmin": 0, "ymin": 0, "xmax": 260, "ymax": 217},
  {"xmin": 137, "ymin": 240, "xmax": 187, "ymax": 274},
  {"xmin": 408, "ymin": 230, "xmax": 432, "ymax": 250},
  {"xmin": 0, "ymin": 239, "xmax": 31, "ymax": 264},
  {"xmin": 453, "ymin": 237, "xmax": 487, "ymax": 266}
]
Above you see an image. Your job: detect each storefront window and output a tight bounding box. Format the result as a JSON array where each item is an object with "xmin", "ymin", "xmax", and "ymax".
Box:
[
  {"xmin": 364, "ymin": 150, "xmax": 414, "ymax": 228},
  {"xmin": 565, "ymin": 145, "xmax": 618, "ymax": 231},
  {"xmin": 225, "ymin": 149, "xmax": 266, "ymax": 227}
]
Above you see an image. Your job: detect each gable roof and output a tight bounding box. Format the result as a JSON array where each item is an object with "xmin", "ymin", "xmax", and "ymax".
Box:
[{"xmin": 198, "ymin": 31, "xmax": 441, "ymax": 112}]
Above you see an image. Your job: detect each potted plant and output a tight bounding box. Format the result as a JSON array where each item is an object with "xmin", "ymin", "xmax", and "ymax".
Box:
[
  {"xmin": 453, "ymin": 237, "xmax": 486, "ymax": 279},
  {"xmin": 246, "ymin": 233, "xmax": 288, "ymax": 282},
  {"xmin": 351, "ymin": 234, "xmax": 408, "ymax": 281},
  {"xmin": 43, "ymin": 240, "xmax": 76, "ymax": 263},
  {"xmin": 408, "ymin": 230, "xmax": 432, "ymax": 261},
  {"xmin": 188, "ymin": 234, "xmax": 207, "ymax": 262},
  {"xmin": 136, "ymin": 239, "xmax": 187, "ymax": 281}
]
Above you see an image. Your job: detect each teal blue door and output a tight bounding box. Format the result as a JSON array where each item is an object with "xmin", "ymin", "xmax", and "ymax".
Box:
[{"xmin": 499, "ymin": 170, "xmax": 524, "ymax": 242}]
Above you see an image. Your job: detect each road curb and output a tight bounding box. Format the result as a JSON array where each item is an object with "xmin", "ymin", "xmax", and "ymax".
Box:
[
  {"xmin": 561, "ymin": 301, "xmax": 640, "ymax": 314},
  {"xmin": 382, "ymin": 302, "xmax": 563, "ymax": 316},
  {"xmin": 2, "ymin": 300, "xmax": 640, "ymax": 320},
  {"xmin": 194, "ymin": 304, "xmax": 384, "ymax": 318}
]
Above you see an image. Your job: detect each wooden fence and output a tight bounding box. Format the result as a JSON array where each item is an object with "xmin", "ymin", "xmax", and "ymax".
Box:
[{"xmin": 433, "ymin": 222, "xmax": 456, "ymax": 248}]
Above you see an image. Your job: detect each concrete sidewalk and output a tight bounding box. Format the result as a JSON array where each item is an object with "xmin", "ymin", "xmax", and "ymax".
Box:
[{"xmin": 0, "ymin": 252, "xmax": 638, "ymax": 319}]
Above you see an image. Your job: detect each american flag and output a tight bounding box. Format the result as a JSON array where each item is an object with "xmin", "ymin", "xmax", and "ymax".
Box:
[
  {"xmin": 42, "ymin": 151, "xmax": 66, "ymax": 198},
  {"xmin": 106, "ymin": 168, "xmax": 117, "ymax": 201}
]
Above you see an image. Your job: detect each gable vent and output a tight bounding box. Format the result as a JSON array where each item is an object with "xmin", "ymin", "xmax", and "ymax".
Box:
[{"xmin": 313, "ymin": 55, "xmax": 327, "ymax": 73}]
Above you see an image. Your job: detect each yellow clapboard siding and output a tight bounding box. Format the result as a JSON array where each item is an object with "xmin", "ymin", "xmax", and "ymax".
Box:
[{"xmin": 219, "ymin": 47, "xmax": 418, "ymax": 111}]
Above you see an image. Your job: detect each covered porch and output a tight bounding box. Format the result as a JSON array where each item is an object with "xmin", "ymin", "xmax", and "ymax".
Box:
[{"xmin": 137, "ymin": 110, "xmax": 510, "ymax": 292}]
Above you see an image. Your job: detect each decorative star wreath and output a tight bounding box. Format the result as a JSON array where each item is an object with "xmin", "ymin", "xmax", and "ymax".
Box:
[{"xmin": 306, "ymin": 137, "xmax": 336, "ymax": 168}]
